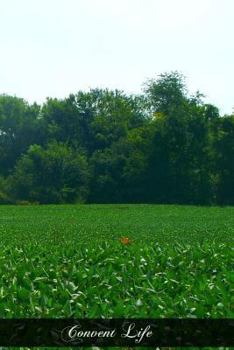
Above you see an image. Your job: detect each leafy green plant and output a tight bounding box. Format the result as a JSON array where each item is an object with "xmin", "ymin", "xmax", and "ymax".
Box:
[{"xmin": 0, "ymin": 204, "xmax": 233, "ymax": 319}]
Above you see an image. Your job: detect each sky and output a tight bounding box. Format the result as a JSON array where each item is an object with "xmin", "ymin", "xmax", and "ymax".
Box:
[{"xmin": 0, "ymin": 0, "xmax": 233, "ymax": 114}]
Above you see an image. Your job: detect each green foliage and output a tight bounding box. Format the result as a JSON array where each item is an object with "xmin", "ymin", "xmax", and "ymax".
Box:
[
  {"xmin": 145, "ymin": 106, "xmax": 212, "ymax": 204},
  {"xmin": 0, "ymin": 176, "xmax": 12, "ymax": 204},
  {"xmin": 0, "ymin": 72, "xmax": 233, "ymax": 204},
  {"xmin": 0, "ymin": 204, "xmax": 233, "ymax": 318},
  {"xmin": 211, "ymin": 115, "xmax": 234, "ymax": 204},
  {"xmin": 8, "ymin": 142, "xmax": 89, "ymax": 204},
  {"xmin": 144, "ymin": 71, "xmax": 187, "ymax": 114},
  {"xmin": 0, "ymin": 95, "xmax": 42, "ymax": 175}
]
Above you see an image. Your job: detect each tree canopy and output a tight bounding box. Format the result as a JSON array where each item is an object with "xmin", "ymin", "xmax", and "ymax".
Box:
[{"xmin": 0, "ymin": 72, "xmax": 233, "ymax": 205}]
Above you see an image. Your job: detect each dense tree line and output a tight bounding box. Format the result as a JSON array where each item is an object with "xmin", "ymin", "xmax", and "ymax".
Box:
[{"xmin": 0, "ymin": 72, "xmax": 233, "ymax": 205}]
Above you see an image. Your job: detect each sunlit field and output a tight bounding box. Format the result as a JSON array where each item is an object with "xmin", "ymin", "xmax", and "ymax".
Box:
[{"xmin": 0, "ymin": 204, "xmax": 233, "ymax": 320}]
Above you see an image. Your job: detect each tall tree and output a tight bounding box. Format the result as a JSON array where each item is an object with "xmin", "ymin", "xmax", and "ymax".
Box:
[
  {"xmin": 211, "ymin": 115, "xmax": 234, "ymax": 204},
  {"xmin": 144, "ymin": 72, "xmax": 213, "ymax": 204},
  {"xmin": 0, "ymin": 95, "xmax": 42, "ymax": 175}
]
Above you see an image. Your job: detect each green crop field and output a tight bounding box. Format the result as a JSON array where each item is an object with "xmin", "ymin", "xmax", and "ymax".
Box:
[{"xmin": 0, "ymin": 204, "xmax": 233, "ymax": 349}]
